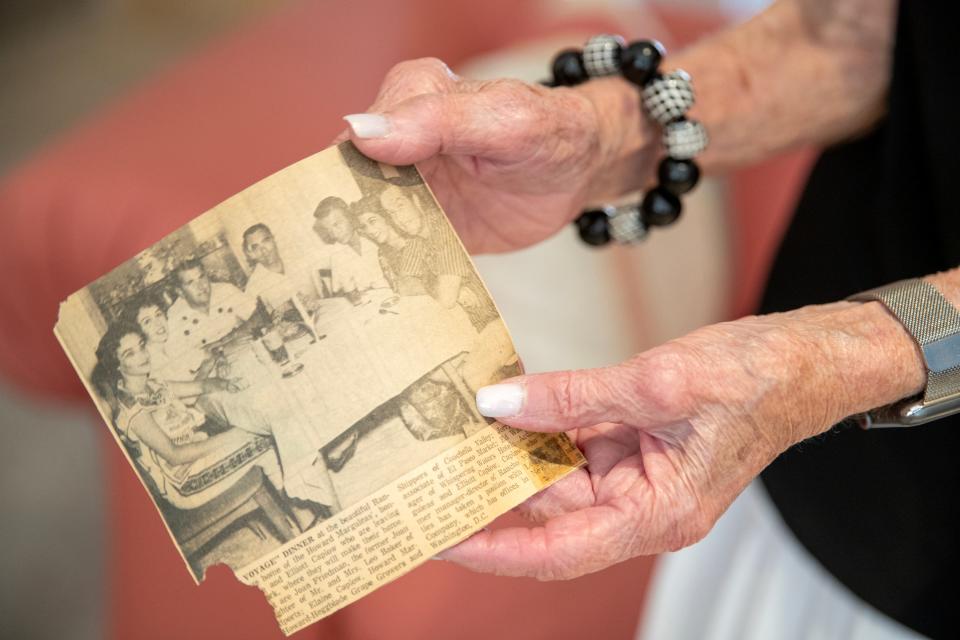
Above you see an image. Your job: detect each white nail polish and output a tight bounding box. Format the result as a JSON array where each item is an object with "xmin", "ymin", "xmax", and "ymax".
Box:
[
  {"xmin": 476, "ymin": 383, "xmax": 524, "ymax": 418},
  {"xmin": 343, "ymin": 113, "xmax": 391, "ymax": 138},
  {"xmin": 440, "ymin": 60, "xmax": 460, "ymax": 81}
]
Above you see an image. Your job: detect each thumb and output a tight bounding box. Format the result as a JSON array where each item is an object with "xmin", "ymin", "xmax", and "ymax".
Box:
[
  {"xmin": 343, "ymin": 85, "xmax": 543, "ymax": 167},
  {"xmin": 475, "ymin": 366, "xmax": 636, "ymax": 432}
]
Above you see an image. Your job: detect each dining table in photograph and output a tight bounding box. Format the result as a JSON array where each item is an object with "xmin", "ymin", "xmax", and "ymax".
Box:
[{"xmin": 210, "ymin": 292, "xmax": 482, "ymax": 508}]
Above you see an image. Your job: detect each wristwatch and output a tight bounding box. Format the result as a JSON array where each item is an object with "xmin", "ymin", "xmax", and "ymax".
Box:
[{"xmin": 850, "ymin": 278, "xmax": 960, "ymax": 428}]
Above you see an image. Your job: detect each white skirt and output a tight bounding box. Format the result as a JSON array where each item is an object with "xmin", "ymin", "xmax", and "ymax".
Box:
[{"xmin": 637, "ymin": 482, "xmax": 927, "ymax": 640}]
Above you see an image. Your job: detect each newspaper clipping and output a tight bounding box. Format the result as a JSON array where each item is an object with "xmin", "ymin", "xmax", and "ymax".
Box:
[{"xmin": 55, "ymin": 142, "xmax": 585, "ymax": 634}]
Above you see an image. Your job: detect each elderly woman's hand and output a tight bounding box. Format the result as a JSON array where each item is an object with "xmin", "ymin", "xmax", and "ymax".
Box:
[
  {"xmin": 442, "ymin": 301, "xmax": 924, "ymax": 579},
  {"xmin": 341, "ymin": 58, "xmax": 655, "ymax": 253}
]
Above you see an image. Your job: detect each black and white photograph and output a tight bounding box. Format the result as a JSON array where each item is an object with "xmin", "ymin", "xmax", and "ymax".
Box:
[{"xmin": 56, "ymin": 143, "xmax": 519, "ymax": 580}]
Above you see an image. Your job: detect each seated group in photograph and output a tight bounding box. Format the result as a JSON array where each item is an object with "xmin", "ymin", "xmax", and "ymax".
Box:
[
  {"xmin": 309, "ymin": 185, "xmax": 495, "ymax": 330},
  {"xmin": 310, "ymin": 184, "xmax": 516, "ymax": 392},
  {"xmin": 99, "ymin": 267, "xmax": 340, "ymax": 520},
  {"xmin": 108, "ymin": 184, "xmax": 515, "ymax": 511}
]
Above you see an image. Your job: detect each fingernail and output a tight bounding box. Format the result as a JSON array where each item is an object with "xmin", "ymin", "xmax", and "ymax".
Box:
[
  {"xmin": 476, "ymin": 383, "xmax": 524, "ymax": 418},
  {"xmin": 440, "ymin": 60, "xmax": 460, "ymax": 81},
  {"xmin": 343, "ymin": 113, "xmax": 391, "ymax": 138}
]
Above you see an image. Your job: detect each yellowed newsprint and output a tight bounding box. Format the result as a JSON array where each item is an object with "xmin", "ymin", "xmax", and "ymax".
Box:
[{"xmin": 55, "ymin": 142, "xmax": 585, "ymax": 634}]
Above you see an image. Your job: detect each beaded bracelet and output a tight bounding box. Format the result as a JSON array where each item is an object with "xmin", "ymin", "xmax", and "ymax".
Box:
[{"xmin": 546, "ymin": 35, "xmax": 708, "ymax": 246}]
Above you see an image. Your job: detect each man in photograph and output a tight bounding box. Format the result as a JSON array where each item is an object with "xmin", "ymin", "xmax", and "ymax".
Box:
[
  {"xmin": 166, "ymin": 258, "xmax": 258, "ymax": 358},
  {"xmin": 241, "ymin": 223, "xmax": 302, "ymax": 315}
]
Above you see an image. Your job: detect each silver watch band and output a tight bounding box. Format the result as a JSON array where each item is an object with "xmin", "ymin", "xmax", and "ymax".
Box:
[{"xmin": 850, "ymin": 278, "xmax": 960, "ymax": 427}]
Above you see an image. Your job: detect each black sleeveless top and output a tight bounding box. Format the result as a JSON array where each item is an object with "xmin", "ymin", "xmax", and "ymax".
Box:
[{"xmin": 759, "ymin": 4, "xmax": 958, "ymax": 638}]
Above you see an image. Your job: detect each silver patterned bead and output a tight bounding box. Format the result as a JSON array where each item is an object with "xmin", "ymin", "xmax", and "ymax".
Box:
[
  {"xmin": 608, "ymin": 205, "xmax": 648, "ymax": 244},
  {"xmin": 582, "ymin": 34, "xmax": 625, "ymax": 77},
  {"xmin": 642, "ymin": 70, "xmax": 695, "ymax": 125},
  {"xmin": 663, "ymin": 120, "xmax": 708, "ymax": 159}
]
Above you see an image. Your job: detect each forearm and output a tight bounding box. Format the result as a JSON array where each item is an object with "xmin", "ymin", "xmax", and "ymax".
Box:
[
  {"xmin": 577, "ymin": 0, "xmax": 896, "ymax": 198},
  {"xmin": 167, "ymin": 379, "xmax": 206, "ymax": 398},
  {"xmin": 769, "ymin": 297, "xmax": 924, "ymax": 439},
  {"xmin": 193, "ymin": 357, "xmax": 217, "ymax": 381},
  {"xmin": 751, "ymin": 267, "xmax": 960, "ymax": 445},
  {"xmin": 679, "ymin": 0, "xmax": 895, "ymax": 170}
]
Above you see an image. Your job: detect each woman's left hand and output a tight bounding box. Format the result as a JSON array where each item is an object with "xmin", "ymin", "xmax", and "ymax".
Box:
[
  {"xmin": 339, "ymin": 58, "xmax": 656, "ymax": 254},
  {"xmin": 448, "ymin": 301, "xmax": 922, "ymax": 579}
]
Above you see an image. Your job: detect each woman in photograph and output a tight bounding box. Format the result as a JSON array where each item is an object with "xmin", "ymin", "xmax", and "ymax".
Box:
[
  {"xmin": 355, "ymin": 205, "xmax": 431, "ymax": 297},
  {"xmin": 123, "ymin": 293, "xmax": 210, "ymax": 382},
  {"xmin": 311, "ymin": 195, "xmax": 390, "ymax": 301},
  {"xmin": 91, "ymin": 320, "xmax": 277, "ymax": 509}
]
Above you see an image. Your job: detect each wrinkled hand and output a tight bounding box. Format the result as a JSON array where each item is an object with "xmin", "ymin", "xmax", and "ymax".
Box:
[
  {"xmin": 340, "ymin": 58, "xmax": 654, "ymax": 253},
  {"xmin": 446, "ymin": 302, "xmax": 920, "ymax": 579}
]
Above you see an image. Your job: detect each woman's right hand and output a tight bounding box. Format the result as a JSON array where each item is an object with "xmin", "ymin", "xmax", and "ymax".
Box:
[{"xmin": 341, "ymin": 58, "xmax": 657, "ymax": 254}]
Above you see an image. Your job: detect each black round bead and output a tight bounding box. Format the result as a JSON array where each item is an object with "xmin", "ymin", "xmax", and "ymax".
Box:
[
  {"xmin": 657, "ymin": 157, "xmax": 701, "ymax": 195},
  {"xmin": 620, "ymin": 40, "xmax": 664, "ymax": 86},
  {"xmin": 551, "ymin": 49, "xmax": 588, "ymax": 86},
  {"xmin": 575, "ymin": 210, "xmax": 612, "ymax": 246},
  {"xmin": 641, "ymin": 187, "xmax": 682, "ymax": 227}
]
